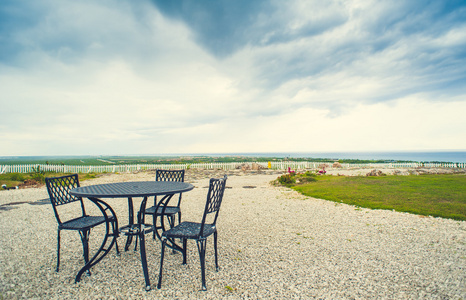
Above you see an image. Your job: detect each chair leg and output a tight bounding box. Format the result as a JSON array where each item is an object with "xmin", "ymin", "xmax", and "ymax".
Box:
[
  {"xmin": 80, "ymin": 230, "xmax": 91, "ymax": 276},
  {"xmin": 152, "ymin": 214, "xmax": 156, "ymax": 240},
  {"xmin": 134, "ymin": 213, "xmax": 140, "ymax": 252},
  {"xmin": 177, "ymin": 212, "xmax": 183, "ymax": 251},
  {"xmin": 168, "ymin": 216, "xmax": 177, "ymax": 254},
  {"xmin": 134, "ymin": 232, "xmax": 139, "ymax": 252},
  {"xmin": 157, "ymin": 239, "xmax": 167, "ymax": 289},
  {"xmin": 124, "ymin": 235, "xmax": 133, "ymax": 252},
  {"xmin": 112, "ymin": 220, "xmax": 120, "ymax": 255},
  {"xmin": 214, "ymin": 231, "xmax": 219, "ymax": 271},
  {"xmin": 56, "ymin": 229, "xmax": 61, "ymax": 272},
  {"xmin": 177, "ymin": 211, "xmax": 182, "ymax": 226},
  {"xmin": 169, "ymin": 215, "xmax": 175, "ymax": 229},
  {"xmin": 196, "ymin": 239, "xmax": 207, "ymax": 291},
  {"xmin": 182, "ymin": 239, "xmax": 187, "ymax": 264}
]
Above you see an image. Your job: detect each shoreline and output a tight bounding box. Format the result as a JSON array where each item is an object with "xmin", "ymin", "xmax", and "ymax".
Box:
[{"xmin": 2, "ymin": 150, "xmax": 466, "ymax": 164}]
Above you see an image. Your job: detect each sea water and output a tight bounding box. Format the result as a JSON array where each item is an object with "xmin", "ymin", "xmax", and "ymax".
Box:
[{"xmin": 196, "ymin": 151, "xmax": 466, "ymax": 163}]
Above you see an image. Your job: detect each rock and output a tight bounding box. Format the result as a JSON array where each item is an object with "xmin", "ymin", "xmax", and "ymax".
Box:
[
  {"xmin": 240, "ymin": 163, "xmax": 251, "ymax": 171},
  {"xmin": 251, "ymin": 163, "xmax": 264, "ymax": 170},
  {"xmin": 366, "ymin": 169, "xmax": 385, "ymax": 176}
]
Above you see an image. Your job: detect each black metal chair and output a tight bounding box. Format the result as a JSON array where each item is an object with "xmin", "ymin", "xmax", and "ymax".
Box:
[
  {"xmin": 157, "ymin": 175, "xmax": 227, "ymax": 291},
  {"xmin": 45, "ymin": 174, "xmax": 119, "ymax": 281},
  {"xmin": 144, "ymin": 169, "xmax": 185, "ymax": 239}
]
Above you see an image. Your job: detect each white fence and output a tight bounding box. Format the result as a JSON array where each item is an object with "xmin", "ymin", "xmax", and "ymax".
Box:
[{"xmin": 0, "ymin": 161, "xmax": 465, "ymax": 174}]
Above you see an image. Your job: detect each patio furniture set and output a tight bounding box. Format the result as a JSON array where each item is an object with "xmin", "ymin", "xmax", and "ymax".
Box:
[{"xmin": 45, "ymin": 170, "xmax": 228, "ymax": 291}]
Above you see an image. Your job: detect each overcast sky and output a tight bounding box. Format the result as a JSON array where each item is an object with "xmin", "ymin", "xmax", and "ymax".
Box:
[{"xmin": 1, "ymin": 0, "xmax": 465, "ymax": 156}]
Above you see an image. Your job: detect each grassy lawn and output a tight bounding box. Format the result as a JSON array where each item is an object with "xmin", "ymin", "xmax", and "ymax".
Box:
[
  {"xmin": 0, "ymin": 172, "xmax": 99, "ymax": 189},
  {"xmin": 292, "ymin": 174, "xmax": 466, "ymax": 221}
]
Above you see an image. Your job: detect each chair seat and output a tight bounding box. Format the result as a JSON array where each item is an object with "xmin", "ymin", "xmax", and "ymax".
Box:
[
  {"xmin": 162, "ymin": 222, "xmax": 216, "ymax": 239},
  {"xmin": 145, "ymin": 206, "xmax": 180, "ymax": 216},
  {"xmin": 59, "ymin": 216, "xmax": 107, "ymax": 230}
]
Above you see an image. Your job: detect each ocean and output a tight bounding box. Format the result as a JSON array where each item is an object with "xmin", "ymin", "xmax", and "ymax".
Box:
[
  {"xmin": 195, "ymin": 151, "xmax": 466, "ymax": 163},
  {"xmin": 1, "ymin": 151, "xmax": 466, "ymax": 163}
]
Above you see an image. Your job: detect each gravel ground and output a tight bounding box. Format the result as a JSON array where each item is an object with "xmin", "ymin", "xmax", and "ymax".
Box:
[{"xmin": 0, "ymin": 169, "xmax": 465, "ymax": 299}]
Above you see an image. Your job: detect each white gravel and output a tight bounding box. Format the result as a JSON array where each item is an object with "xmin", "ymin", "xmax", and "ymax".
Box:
[{"xmin": 0, "ymin": 170, "xmax": 465, "ymax": 299}]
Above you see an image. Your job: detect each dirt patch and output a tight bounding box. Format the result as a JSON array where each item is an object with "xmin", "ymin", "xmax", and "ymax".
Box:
[{"xmin": 18, "ymin": 179, "xmax": 43, "ymax": 189}]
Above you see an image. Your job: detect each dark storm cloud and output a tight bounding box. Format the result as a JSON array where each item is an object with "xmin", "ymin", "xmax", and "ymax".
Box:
[{"xmin": 150, "ymin": 0, "xmax": 466, "ymax": 103}]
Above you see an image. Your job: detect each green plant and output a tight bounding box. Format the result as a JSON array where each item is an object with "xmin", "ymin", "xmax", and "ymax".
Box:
[
  {"xmin": 80, "ymin": 173, "xmax": 98, "ymax": 181},
  {"xmin": 296, "ymin": 171, "xmax": 317, "ymax": 184},
  {"xmin": 30, "ymin": 166, "xmax": 46, "ymax": 183},
  {"xmin": 0, "ymin": 171, "xmax": 104, "ymax": 189},
  {"xmin": 293, "ymin": 174, "xmax": 466, "ymax": 221},
  {"xmin": 277, "ymin": 174, "xmax": 296, "ymax": 186},
  {"xmin": 275, "ymin": 171, "xmax": 317, "ymax": 187},
  {"xmin": 32, "ymin": 165, "xmax": 45, "ymax": 175},
  {"xmin": 9, "ymin": 173, "xmax": 25, "ymax": 181}
]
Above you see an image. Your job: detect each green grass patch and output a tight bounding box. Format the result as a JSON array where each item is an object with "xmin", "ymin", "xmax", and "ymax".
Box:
[
  {"xmin": 0, "ymin": 172, "xmax": 101, "ymax": 189},
  {"xmin": 291, "ymin": 174, "xmax": 466, "ymax": 221}
]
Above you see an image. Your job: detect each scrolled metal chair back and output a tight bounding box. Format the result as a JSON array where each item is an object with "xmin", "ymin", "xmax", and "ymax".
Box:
[
  {"xmin": 206, "ymin": 175, "xmax": 227, "ymax": 214},
  {"xmin": 199, "ymin": 175, "xmax": 227, "ymax": 236},
  {"xmin": 45, "ymin": 174, "xmax": 85, "ymax": 224},
  {"xmin": 156, "ymin": 169, "xmax": 185, "ymax": 182}
]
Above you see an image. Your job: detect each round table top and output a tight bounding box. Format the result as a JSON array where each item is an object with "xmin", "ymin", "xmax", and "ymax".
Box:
[{"xmin": 70, "ymin": 181, "xmax": 194, "ymax": 198}]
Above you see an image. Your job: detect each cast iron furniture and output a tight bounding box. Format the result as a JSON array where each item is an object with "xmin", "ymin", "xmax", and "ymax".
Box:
[
  {"xmin": 144, "ymin": 170, "xmax": 185, "ymax": 240},
  {"xmin": 157, "ymin": 175, "xmax": 227, "ymax": 291},
  {"xmin": 45, "ymin": 174, "xmax": 120, "ymax": 284},
  {"xmin": 70, "ymin": 181, "xmax": 194, "ymax": 291}
]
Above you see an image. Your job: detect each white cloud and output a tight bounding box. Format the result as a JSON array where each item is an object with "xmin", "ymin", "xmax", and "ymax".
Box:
[
  {"xmin": 0, "ymin": 0, "xmax": 465, "ymax": 156},
  {"xmin": 213, "ymin": 97, "xmax": 466, "ymax": 153}
]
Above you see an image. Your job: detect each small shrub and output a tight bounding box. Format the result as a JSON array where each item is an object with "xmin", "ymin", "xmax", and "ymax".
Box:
[
  {"xmin": 296, "ymin": 172, "xmax": 317, "ymax": 184},
  {"xmin": 278, "ymin": 174, "xmax": 296, "ymax": 186},
  {"xmin": 32, "ymin": 165, "xmax": 45, "ymax": 175},
  {"xmin": 32, "ymin": 173, "xmax": 45, "ymax": 183},
  {"xmin": 276, "ymin": 171, "xmax": 317, "ymax": 186}
]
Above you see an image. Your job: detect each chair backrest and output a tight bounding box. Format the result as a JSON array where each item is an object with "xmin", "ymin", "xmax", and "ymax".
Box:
[
  {"xmin": 199, "ymin": 175, "xmax": 227, "ymax": 237},
  {"xmin": 45, "ymin": 174, "xmax": 85, "ymax": 225},
  {"xmin": 156, "ymin": 169, "xmax": 185, "ymax": 182},
  {"xmin": 155, "ymin": 170, "xmax": 185, "ymax": 205}
]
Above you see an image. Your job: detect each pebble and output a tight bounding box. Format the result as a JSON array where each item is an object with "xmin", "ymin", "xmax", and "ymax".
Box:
[{"xmin": 0, "ymin": 170, "xmax": 465, "ymax": 299}]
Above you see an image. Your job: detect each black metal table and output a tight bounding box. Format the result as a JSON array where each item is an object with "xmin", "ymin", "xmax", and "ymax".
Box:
[{"xmin": 70, "ymin": 181, "xmax": 194, "ymax": 291}]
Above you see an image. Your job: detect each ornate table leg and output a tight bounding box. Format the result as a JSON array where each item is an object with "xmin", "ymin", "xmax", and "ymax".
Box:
[
  {"xmin": 75, "ymin": 197, "xmax": 119, "ymax": 283},
  {"xmin": 138, "ymin": 196, "xmax": 152, "ymax": 291},
  {"xmin": 124, "ymin": 197, "xmax": 134, "ymax": 251}
]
